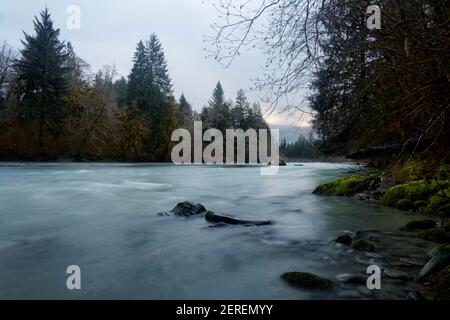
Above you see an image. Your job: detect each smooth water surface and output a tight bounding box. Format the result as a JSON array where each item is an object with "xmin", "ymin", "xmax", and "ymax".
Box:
[{"xmin": 0, "ymin": 163, "xmax": 432, "ymax": 299}]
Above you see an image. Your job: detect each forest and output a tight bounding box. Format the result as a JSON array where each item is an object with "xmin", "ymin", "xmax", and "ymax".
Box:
[
  {"xmin": 0, "ymin": 8, "xmax": 270, "ymax": 161},
  {"xmin": 208, "ymin": 0, "xmax": 448, "ymax": 168}
]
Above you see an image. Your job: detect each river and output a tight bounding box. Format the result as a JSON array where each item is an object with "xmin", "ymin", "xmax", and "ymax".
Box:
[{"xmin": 0, "ymin": 162, "xmax": 434, "ymax": 299}]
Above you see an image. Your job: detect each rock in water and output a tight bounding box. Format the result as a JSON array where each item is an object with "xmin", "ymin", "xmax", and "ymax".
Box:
[
  {"xmin": 417, "ymin": 228, "xmax": 448, "ymax": 243},
  {"xmin": 205, "ymin": 210, "xmax": 271, "ymax": 226},
  {"xmin": 351, "ymin": 239, "xmax": 375, "ymax": 252},
  {"xmin": 158, "ymin": 201, "xmax": 207, "ymax": 217},
  {"xmin": 281, "ymin": 272, "xmax": 333, "ymax": 290},
  {"xmin": 336, "ymin": 273, "xmax": 367, "ymax": 285},
  {"xmin": 418, "ymin": 244, "xmax": 450, "ymax": 282},
  {"xmin": 404, "ymin": 219, "xmax": 436, "ymax": 230},
  {"xmin": 335, "ymin": 234, "xmax": 353, "ymax": 245}
]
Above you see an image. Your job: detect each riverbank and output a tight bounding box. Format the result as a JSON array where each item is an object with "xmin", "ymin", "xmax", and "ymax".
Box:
[{"xmin": 312, "ymin": 161, "xmax": 450, "ymax": 300}]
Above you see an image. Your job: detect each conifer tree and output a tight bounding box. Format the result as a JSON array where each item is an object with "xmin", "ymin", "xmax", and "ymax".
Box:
[
  {"xmin": 15, "ymin": 8, "xmax": 70, "ymax": 146},
  {"xmin": 179, "ymin": 93, "xmax": 193, "ymax": 119}
]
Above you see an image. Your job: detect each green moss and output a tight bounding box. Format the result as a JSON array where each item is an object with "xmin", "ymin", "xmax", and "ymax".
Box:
[
  {"xmin": 417, "ymin": 228, "xmax": 448, "ymax": 243},
  {"xmin": 313, "ymin": 175, "xmax": 373, "ymax": 196},
  {"xmin": 204, "ymin": 210, "xmax": 215, "ymax": 221},
  {"xmin": 405, "ymin": 219, "xmax": 436, "ymax": 230},
  {"xmin": 428, "ymin": 266, "xmax": 450, "ymax": 300},
  {"xmin": 426, "ymin": 188, "xmax": 450, "ymax": 216},
  {"xmin": 281, "ymin": 272, "xmax": 332, "ymax": 290},
  {"xmin": 393, "ymin": 161, "xmax": 424, "ymax": 182},
  {"xmin": 351, "ymin": 239, "xmax": 375, "ymax": 252},
  {"xmin": 382, "ymin": 180, "xmax": 450, "ymax": 207}
]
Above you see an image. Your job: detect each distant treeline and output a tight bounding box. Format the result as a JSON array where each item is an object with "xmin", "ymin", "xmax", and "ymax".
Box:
[
  {"xmin": 0, "ymin": 9, "xmax": 270, "ymax": 161},
  {"xmin": 280, "ymin": 136, "xmax": 318, "ymax": 159}
]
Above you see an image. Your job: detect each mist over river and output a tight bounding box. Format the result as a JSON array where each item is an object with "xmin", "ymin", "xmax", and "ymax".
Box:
[{"xmin": 0, "ymin": 163, "xmax": 434, "ymax": 299}]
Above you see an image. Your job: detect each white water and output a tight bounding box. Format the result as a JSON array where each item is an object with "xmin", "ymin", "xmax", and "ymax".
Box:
[{"xmin": 0, "ymin": 163, "xmax": 433, "ymax": 299}]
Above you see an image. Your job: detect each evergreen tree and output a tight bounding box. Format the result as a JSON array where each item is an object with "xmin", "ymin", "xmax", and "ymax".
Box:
[
  {"xmin": 15, "ymin": 8, "xmax": 70, "ymax": 147},
  {"xmin": 232, "ymin": 89, "xmax": 248, "ymax": 128},
  {"xmin": 203, "ymin": 81, "xmax": 231, "ymax": 132},
  {"xmin": 208, "ymin": 81, "xmax": 224, "ymax": 110},
  {"xmin": 127, "ymin": 40, "xmax": 149, "ymax": 109},
  {"xmin": 113, "ymin": 77, "xmax": 127, "ymax": 108},
  {"xmin": 179, "ymin": 93, "xmax": 193, "ymax": 119},
  {"xmin": 147, "ymin": 34, "xmax": 172, "ymax": 98},
  {"xmin": 127, "ymin": 34, "xmax": 176, "ymax": 160}
]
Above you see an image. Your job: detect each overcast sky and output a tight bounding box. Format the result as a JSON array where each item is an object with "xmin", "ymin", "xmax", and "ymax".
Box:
[{"xmin": 0, "ymin": 0, "xmax": 311, "ymax": 126}]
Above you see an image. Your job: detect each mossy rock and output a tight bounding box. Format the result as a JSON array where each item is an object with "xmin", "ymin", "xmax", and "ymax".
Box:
[
  {"xmin": 313, "ymin": 175, "xmax": 374, "ymax": 196},
  {"xmin": 382, "ymin": 180, "xmax": 449, "ymax": 207},
  {"xmin": 443, "ymin": 220, "xmax": 450, "ymax": 232},
  {"xmin": 405, "ymin": 219, "xmax": 436, "ymax": 230},
  {"xmin": 351, "ymin": 239, "xmax": 375, "ymax": 252},
  {"xmin": 281, "ymin": 272, "xmax": 332, "ymax": 290},
  {"xmin": 426, "ymin": 189, "xmax": 450, "ymax": 216},
  {"xmin": 396, "ymin": 199, "xmax": 415, "ymax": 211},
  {"xmin": 205, "ymin": 210, "xmax": 215, "ymax": 221},
  {"xmin": 417, "ymin": 228, "xmax": 449, "ymax": 243},
  {"xmin": 414, "ymin": 200, "xmax": 429, "ymax": 209},
  {"xmin": 427, "ymin": 266, "xmax": 450, "ymax": 300}
]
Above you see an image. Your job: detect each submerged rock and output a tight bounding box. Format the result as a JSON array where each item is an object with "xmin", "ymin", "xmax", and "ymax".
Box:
[
  {"xmin": 418, "ymin": 245, "xmax": 450, "ymax": 282},
  {"xmin": 417, "ymin": 228, "xmax": 448, "ymax": 243},
  {"xmin": 335, "ymin": 234, "xmax": 353, "ymax": 245},
  {"xmin": 396, "ymin": 199, "xmax": 415, "ymax": 211},
  {"xmin": 404, "ymin": 219, "xmax": 436, "ymax": 230},
  {"xmin": 336, "ymin": 273, "xmax": 367, "ymax": 285},
  {"xmin": 351, "ymin": 239, "xmax": 375, "ymax": 252},
  {"xmin": 383, "ymin": 269, "xmax": 412, "ymax": 281},
  {"xmin": 281, "ymin": 272, "xmax": 333, "ymax": 290},
  {"xmin": 267, "ymin": 160, "xmax": 287, "ymax": 166},
  {"xmin": 205, "ymin": 210, "xmax": 271, "ymax": 226},
  {"xmin": 158, "ymin": 201, "xmax": 207, "ymax": 217}
]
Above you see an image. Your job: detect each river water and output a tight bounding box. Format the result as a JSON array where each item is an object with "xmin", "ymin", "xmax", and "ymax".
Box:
[{"xmin": 0, "ymin": 163, "xmax": 434, "ymax": 299}]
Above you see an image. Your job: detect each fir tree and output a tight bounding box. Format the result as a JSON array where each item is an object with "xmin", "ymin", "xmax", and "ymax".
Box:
[
  {"xmin": 179, "ymin": 93, "xmax": 193, "ymax": 119},
  {"xmin": 15, "ymin": 8, "xmax": 70, "ymax": 146}
]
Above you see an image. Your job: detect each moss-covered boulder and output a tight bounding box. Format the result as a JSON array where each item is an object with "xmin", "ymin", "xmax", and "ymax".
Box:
[
  {"xmin": 405, "ymin": 219, "xmax": 436, "ymax": 230},
  {"xmin": 351, "ymin": 239, "xmax": 375, "ymax": 252},
  {"xmin": 382, "ymin": 180, "xmax": 448, "ymax": 207},
  {"xmin": 426, "ymin": 188, "xmax": 450, "ymax": 216},
  {"xmin": 427, "ymin": 266, "xmax": 450, "ymax": 300},
  {"xmin": 281, "ymin": 272, "xmax": 332, "ymax": 290},
  {"xmin": 396, "ymin": 199, "xmax": 415, "ymax": 211},
  {"xmin": 414, "ymin": 200, "xmax": 429, "ymax": 209},
  {"xmin": 417, "ymin": 228, "xmax": 449, "ymax": 243},
  {"xmin": 418, "ymin": 244, "xmax": 450, "ymax": 282},
  {"xmin": 313, "ymin": 175, "xmax": 374, "ymax": 196}
]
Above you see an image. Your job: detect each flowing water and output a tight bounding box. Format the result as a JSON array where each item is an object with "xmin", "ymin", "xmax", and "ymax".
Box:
[{"xmin": 0, "ymin": 163, "xmax": 434, "ymax": 299}]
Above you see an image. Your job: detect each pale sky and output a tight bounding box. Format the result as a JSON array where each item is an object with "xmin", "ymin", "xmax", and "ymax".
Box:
[{"xmin": 0, "ymin": 0, "xmax": 311, "ymax": 126}]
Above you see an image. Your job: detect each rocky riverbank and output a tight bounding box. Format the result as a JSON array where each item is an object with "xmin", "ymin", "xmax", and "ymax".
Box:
[{"xmin": 312, "ymin": 162, "xmax": 450, "ymax": 300}]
